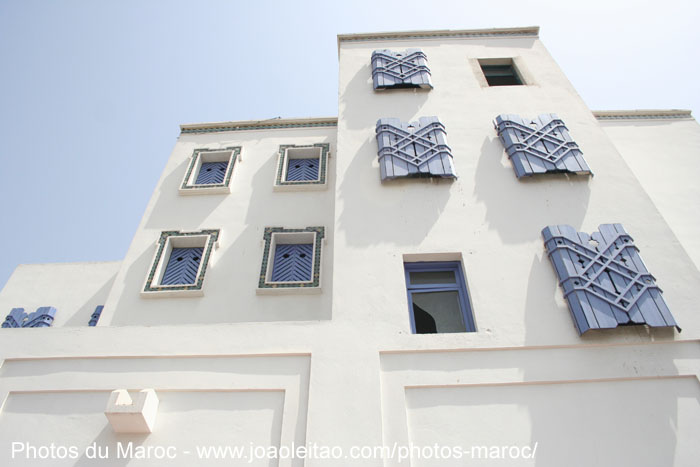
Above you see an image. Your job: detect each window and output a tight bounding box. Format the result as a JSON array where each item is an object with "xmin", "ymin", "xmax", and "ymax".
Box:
[
  {"xmin": 404, "ymin": 262, "xmax": 475, "ymax": 334},
  {"xmin": 371, "ymin": 48, "xmax": 432, "ymax": 90},
  {"xmin": 179, "ymin": 147, "xmax": 240, "ymax": 195},
  {"xmin": 257, "ymin": 227, "xmax": 324, "ymax": 294},
  {"xmin": 477, "ymin": 58, "xmax": 525, "ymax": 86},
  {"xmin": 375, "ymin": 116, "xmax": 456, "ymax": 180},
  {"xmin": 142, "ymin": 229, "xmax": 220, "ymax": 297},
  {"xmin": 494, "ymin": 113, "xmax": 592, "ymax": 177},
  {"xmin": 543, "ymin": 224, "xmax": 680, "ymax": 335},
  {"xmin": 274, "ymin": 144, "xmax": 329, "ymax": 191}
]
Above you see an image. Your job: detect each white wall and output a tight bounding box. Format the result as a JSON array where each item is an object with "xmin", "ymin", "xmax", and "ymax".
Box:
[
  {"xmin": 334, "ymin": 34, "xmax": 700, "ymax": 346},
  {"xmin": 599, "ymin": 116, "xmax": 700, "ymax": 271},
  {"xmin": 100, "ymin": 126, "xmax": 336, "ymax": 326}
]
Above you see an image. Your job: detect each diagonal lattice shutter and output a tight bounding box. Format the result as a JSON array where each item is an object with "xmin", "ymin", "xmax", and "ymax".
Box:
[
  {"xmin": 495, "ymin": 114, "xmax": 592, "ymax": 178},
  {"xmin": 2, "ymin": 307, "xmax": 56, "ymax": 328},
  {"xmin": 375, "ymin": 117, "xmax": 456, "ymax": 180},
  {"xmin": 195, "ymin": 161, "xmax": 228, "ymax": 185},
  {"xmin": 371, "ymin": 49, "xmax": 432, "ymax": 90},
  {"xmin": 542, "ymin": 224, "xmax": 679, "ymax": 335},
  {"xmin": 271, "ymin": 244, "xmax": 313, "ymax": 282},
  {"xmin": 162, "ymin": 247, "xmax": 203, "ymax": 285},
  {"xmin": 286, "ymin": 158, "xmax": 320, "ymax": 181}
]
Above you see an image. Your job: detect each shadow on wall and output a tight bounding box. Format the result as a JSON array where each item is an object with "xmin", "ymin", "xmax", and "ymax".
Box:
[
  {"xmin": 337, "ymin": 138, "xmax": 452, "ymax": 247},
  {"xmin": 63, "ymin": 272, "xmax": 118, "ymax": 327},
  {"xmin": 340, "ymin": 62, "xmax": 430, "ymax": 131},
  {"xmin": 404, "ymin": 377, "xmax": 689, "ymax": 467},
  {"xmin": 144, "ymin": 149, "xmax": 229, "ymax": 230},
  {"xmin": 474, "ymin": 136, "xmax": 591, "ymax": 244}
]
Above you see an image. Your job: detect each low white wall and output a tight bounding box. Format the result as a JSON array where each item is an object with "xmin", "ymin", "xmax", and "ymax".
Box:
[{"xmin": 0, "ymin": 261, "xmax": 120, "ymax": 327}]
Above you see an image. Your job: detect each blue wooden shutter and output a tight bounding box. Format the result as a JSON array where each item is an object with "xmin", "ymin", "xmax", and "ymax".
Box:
[
  {"xmin": 495, "ymin": 114, "xmax": 591, "ymax": 178},
  {"xmin": 371, "ymin": 49, "xmax": 432, "ymax": 90},
  {"xmin": 286, "ymin": 158, "xmax": 320, "ymax": 181},
  {"xmin": 376, "ymin": 117, "xmax": 456, "ymax": 180},
  {"xmin": 195, "ymin": 161, "xmax": 228, "ymax": 185},
  {"xmin": 161, "ymin": 247, "xmax": 203, "ymax": 285},
  {"xmin": 542, "ymin": 224, "xmax": 679, "ymax": 334},
  {"xmin": 2, "ymin": 307, "xmax": 57, "ymax": 328},
  {"xmin": 271, "ymin": 244, "xmax": 313, "ymax": 282},
  {"xmin": 89, "ymin": 305, "xmax": 104, "ymax": 326}
]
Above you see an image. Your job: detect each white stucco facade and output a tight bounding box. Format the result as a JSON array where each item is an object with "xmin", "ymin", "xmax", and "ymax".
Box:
[{"xmin": 1, "ymin": 27, "xmax": 699, "ymax": 466}]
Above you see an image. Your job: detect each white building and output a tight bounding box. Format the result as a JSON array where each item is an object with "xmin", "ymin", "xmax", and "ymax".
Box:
[{"xmin": 1, "ymin": 26, "xmax": 699, "ymax": 466}]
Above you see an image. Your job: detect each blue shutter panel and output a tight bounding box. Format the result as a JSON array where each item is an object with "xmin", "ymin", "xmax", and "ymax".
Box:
[
  {"xmin": 161, "ymin": 247, "xmax": 204, "ymax": 285},
  {"xmin": 286, "ymin": 158, "xmax": 320, "ymax": 181},
  {"xmin": 371, "ymin": 49, "xmax": 432, "ymax": 90},
  {"xmin": 542, "ymin": 224, "xmax": 679, "ymax": 335},
  {"xmin": 376, "ymin": 117, "xmax": 456, "ymax": 180},
  {"xmin": 195, "ymin": 161, "xmax": 228, "ymax": 185},
  {"xmin": 495, "ymin": 114, "xmax": 592, "ymax": 178},
  {"xmin": 89, "ymin": 305, "xmax": 104, "ymax": 326},
  {"xmin": 271, "ymin": 244, "xmax": 313, "ymax": 282},
  {"xmin": 2, "ymin": 307, "xmax": 56, "ymax": 328}
]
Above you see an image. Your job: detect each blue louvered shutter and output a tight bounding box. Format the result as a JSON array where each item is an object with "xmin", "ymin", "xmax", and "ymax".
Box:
[
  {"xmin": 271, "ymin": 244, "xmax": 313, "ymax": 282},
  {"xmin": 495, "ymin": 114, "xmax": 591, "ymax": 178},
  {"xmin": 3, "ymin": 307, "xmax": 57, "ymax": 328},
  {"xmin": 542, "ymin": 224, "xmax": 679, "ymax": 335},
  {"xmin": 2, "ymin": 308, "xmax": 26, "ymax": 328},
  {"xmin": 161, "ymin": 247, "xmax": 203, "ymax": 285},
  {"xmin": 195, "ymin": 161, "xmax": 228, "ymax": 185},
  {"xmin": 376, "ymin": 117, "xmax": 456, "ymax": 180},
  {"xmin": 89, "ymin": 305, "xmax": 104, "ymax": 326},
  {"xmin": 371, "ymin": 49, "xmax": 432, "ymax": 90},
  {"xmin": 286, "ymin": 158, "xmax": 320, "ymax": 181}
]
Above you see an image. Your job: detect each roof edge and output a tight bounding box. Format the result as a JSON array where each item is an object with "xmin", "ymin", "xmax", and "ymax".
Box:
[
  {"xmin": 337, "ymin": 26, "xmax": 539, "ymax": 45},
  {"xmin": 594, "ymin": 109, "xmax": 693, "ymax": 120},
  {"xmin": 180, "ymin": 117, "xmax": 338, "ymax": 134}
]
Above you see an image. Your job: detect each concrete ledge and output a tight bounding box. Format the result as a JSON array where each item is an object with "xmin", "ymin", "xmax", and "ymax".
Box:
[
  {"xmin": 180, "ymin": 117, "xmax": 338, "ymax": 135},
  {"xmin": 594, "ymin": 109, "xmax": 693, "ymax": 120},
  {"xmin": 338, "ymin": 26, "xmax": 539, "ymax": 48}
]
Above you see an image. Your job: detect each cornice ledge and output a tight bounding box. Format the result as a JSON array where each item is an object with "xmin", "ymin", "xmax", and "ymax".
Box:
[
  {"xmin": 180, "ymin": 117, "xmax": 338, "ymax": 134},
  {"xmin": 338, "ymin": 26, "xmax": 539, "ymax": 45},
  {"xmin": 594, "ymin": 109, "xmax": 693, "ymax": 120}
]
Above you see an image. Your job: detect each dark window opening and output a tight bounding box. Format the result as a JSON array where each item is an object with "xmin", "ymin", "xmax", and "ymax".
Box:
[
  {"xmin": 481, "ymin": 64, "xmax": 523, "ymax": 86},
  {"xmin": 404, "ymin": 262, "xmax": 475, "ymax": 334}
]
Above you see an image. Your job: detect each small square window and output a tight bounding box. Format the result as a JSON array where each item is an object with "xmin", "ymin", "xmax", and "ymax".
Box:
[
  {"xmin": 142, "ymin": 229, "xmax": 220, "ymax": 297},
  {"xmin": 478, "ymin": 58, "xmax": 524, "ymax": 86},
  {"xmin": 404, "ymin": 262, "xmax": 475, "ymax": 334},
  {"xmin": 274, "ymin": 144, "xmax": 329, "ymax": 191},
  {"xmin": 179, "ymin": 147, "xmax": 240, "ymax": 195},
  {"xmin": 257, "ymin": 227, "xmax": 324, "ymax": 294}
]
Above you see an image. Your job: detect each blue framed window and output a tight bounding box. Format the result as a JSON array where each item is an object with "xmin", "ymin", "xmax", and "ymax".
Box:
[{"xmin": 404, "ymin": 262, "xmax": 475, "ymax": 334}]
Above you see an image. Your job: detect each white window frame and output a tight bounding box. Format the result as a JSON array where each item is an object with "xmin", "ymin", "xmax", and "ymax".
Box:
[
  {"xmin": 141, "ymin": 229, "xmax": 220, "ymax": 298},
  {"xmin": 179, "ymin": 147, "xmax": 240, "ymax": 195}
]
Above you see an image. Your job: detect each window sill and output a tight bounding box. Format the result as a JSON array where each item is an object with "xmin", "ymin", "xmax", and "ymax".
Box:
[
  {"xmin": 140, "ymin": 288, "xmax": 204, "ymax": 298},
  {"xmin": 178, "ymin": 185, "xmax": 231, "ymax": 196},
  {"xmin": 273, "ymin": 182, "xmax": 327, "ymax": 192},
  {"xmin": 256, "ymin": 285, "xmax": 321, "ymax": 295}
]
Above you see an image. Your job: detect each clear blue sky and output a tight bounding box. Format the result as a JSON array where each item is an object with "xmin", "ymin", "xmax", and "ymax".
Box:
[{"xmin": 1, "ymin": 0, "xmax": 698, "ymax": 290}]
